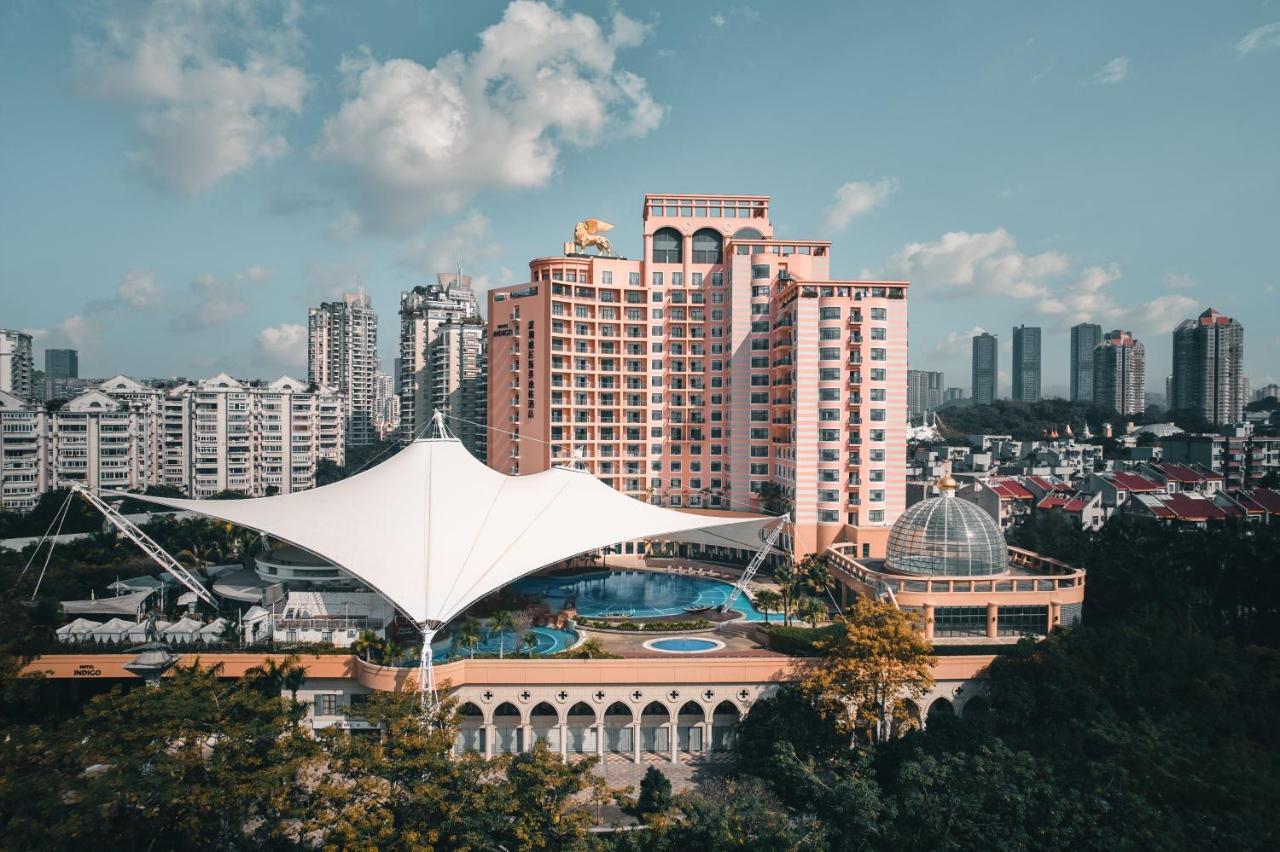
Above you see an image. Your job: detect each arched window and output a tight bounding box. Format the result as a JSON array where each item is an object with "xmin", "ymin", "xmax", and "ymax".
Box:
[
  {"xmin": 691, "ymin": 229, "xmax": 723, "ymax": 264},
  {"xmin": 652, "ymin": 227, "xmax": 682, "ymax": 263},
  {"xmin": 733, "ymin": 227, "xmax": 764, "ymax": 242}
]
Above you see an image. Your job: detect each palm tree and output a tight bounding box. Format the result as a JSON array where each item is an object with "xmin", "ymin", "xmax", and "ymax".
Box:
[
  {"xmin": 772, "ymin": 560, "xmax": 801, "ymax": 626},
  {"xmin": 801, "ymin": 551, "xmax": 837, "ymax": 610},
  {"xmin": 797, "ymin": 597, "xmax": 827, "ymax": 627},
  {"xmin": 753, "ymin": 590, "xmax": 783, "ymax": 624},
  {"xmin": 351, "ymin": 629, "xmax": 384, "ymax": 663},
  {"xmin": 488, "ymin": 610, "xmax": 516, "ymax": 659},
  {"xmin": 250, "ymin": 655, "xmax": 307, "ymax": 703},
  {"xmin": 520, "ymin": 631, "xmax": 540, "ymax": 657},
  {"xmin": 454, "ymin": 619, "xmax": 482, "ymax": 659}
]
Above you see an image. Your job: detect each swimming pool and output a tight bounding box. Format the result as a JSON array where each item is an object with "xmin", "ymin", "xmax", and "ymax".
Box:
[
  {"xmin": 430, "ymin": 625, "xmax": 577, "ymax": 663},
  {"xmin": 511, "ymin": 570, "xmax": 768, "ymax": 621},
  {"xmin": 644, "ymin": 637, "xmax": 725, "ymax": 654}
]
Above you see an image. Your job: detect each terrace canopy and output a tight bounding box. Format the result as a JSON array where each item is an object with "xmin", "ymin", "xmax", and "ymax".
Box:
[{"xmin": 112, "ymin": 437, "xmax": 775, "ymax": 628}]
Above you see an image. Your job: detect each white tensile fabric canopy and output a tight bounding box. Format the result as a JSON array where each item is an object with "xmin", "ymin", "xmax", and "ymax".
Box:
[{"xmin": 112, "ymin": 438, "xmax": 775, "ymax": 627}]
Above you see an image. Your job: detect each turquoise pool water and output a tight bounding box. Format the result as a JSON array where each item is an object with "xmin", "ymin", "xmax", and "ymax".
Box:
[
  {"xmin": 430, "ymin": 625, "xmax": 577, "ymax": 663},
  {"xmin": 647, "ymin": 637, "xmax": 722, "ymax": 653},
  {"xmin": 512, "ymin": 570, "xmax": 768, "ymax": 621}
]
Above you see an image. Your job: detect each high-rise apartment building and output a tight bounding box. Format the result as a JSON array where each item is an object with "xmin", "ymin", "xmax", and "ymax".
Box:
[
  {"xmin": 487, "ymin": 194, "xmax": 909, "ymax": 558},
  {"xmin": 44, "ymin": 348, "xmax": 78, "ymax": 380},
  {"xmin": 1011, "ymin": 325, "xmax": 1042, "ymax": 402},
  {"xmin": 372, "ymin": 369, "xmax": 400, "ymax": 440},
  {"xmin": 1170, "ymin": 308, "xmax": 1246, "ymax": 424},
  {"xmin": 0, "ymin": 330, "xmax": 34, "ymax": 399},
  {"xmin": 1092, "ymin": 329, "xmax": 1145, "ymax": 415},
  {"xmin": 308, "ymin": 291, "xmax": 379, "ymax": 447},
  {"xmin": 1070, "ymin": 323, "xmax": 1101, "ymax": 402},
  {"xmin": 907, "ymin": 370, "xmax": 944, "ymax": 416},
  {"xmin": 0, "ymin": 374, "xmax": 345, "ymax": 511},
  {"xmin": 398, "ymin": 273, "xmax": 487, "ymax": 460},
  {"xmin": 971, "ymin": 333, "xmax": 998, "ymax": 405},
  {"xmin": 1255, "ymin": 383, "xmax": 1280, "ymax": 402}
]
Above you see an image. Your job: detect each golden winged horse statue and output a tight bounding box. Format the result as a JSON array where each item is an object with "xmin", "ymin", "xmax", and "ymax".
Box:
[{"xmin": 567, "ymin": 219, "xmax": 616, "ymax": 256}]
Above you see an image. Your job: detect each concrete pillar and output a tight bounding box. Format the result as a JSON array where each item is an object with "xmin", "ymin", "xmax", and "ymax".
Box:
[
  {"xmin": 986, "ymin": 602, "xmax": 999, "ymax": 639},
  {"xmin": 522, "ymin": 724, "xmax": 533, "ymax": 752},
  {"xmin": 701, "ymin": 722, "xmax": 711, "ymax": 754},
  {"xmin": 632, "ymin": 722, "xmax": 641, "ymax": 764},
  {"xmin": 596, "ymin": 724, "xmax": 605, "ymax": 761},
  {"xmin": 558, "ymin": 723, "xmax": 568, "ymax": 760},
  {"xmin": 923, "ymin": 603, "xmax": 935, "ymax": 640},
  {"xmin": 1049, "ymin": 601, "xmax": 1061, "ymax": 632},
  {"xmin": 483, "ymin": 725, "xmax": 495, "ymax": 759},
  {"xmin": 669, "ymin": 724, "xmax": 679, "ymax": 764}
]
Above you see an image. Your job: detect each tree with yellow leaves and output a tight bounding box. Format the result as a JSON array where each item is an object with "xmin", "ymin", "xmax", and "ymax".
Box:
[{"xmin": 799, "ymin": 596, "xmax": 935, "ymax": 743}]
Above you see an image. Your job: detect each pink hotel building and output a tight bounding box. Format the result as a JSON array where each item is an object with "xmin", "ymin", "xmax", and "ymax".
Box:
[{"xmin": 487, "ymin": 194, "xmax": 909, "ymax": 559}]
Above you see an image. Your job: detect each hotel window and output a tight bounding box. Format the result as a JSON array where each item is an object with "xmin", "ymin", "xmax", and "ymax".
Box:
[
  {"xmin": 314, "ymin": 694, "xmax": 341, "ymax": 716},
  {"xmin": 819, "ymin": 408, "xmax": 839, "ymax": 421},
  {"xmin": 652, "ymin": 272, "xmax": 663, "ymax": 285},
  {"xmin": 871, "ymin": 369, "xmax": 887, "ymax": 380},
  {"xmin": 672, "ymin": 272, "xmax": 684, "ymax": 286},
  {"xmin": 869, "ymin": 490, "xmax": 884, "ymax": 502},
  {"xmin": 871, "ymin": 348, "xmax": 887, "ymax": 361},
  {"xmin": 819, "ymin": 368, "xmax": 840, "ymax": 380},
  {"xmin": 820, "ymin": 347, "xmax": 840, "ymax": 360},
  {"xmin": 750, "ymin": 410, "xmax": 768, "ymax": 421},
  {"xmin": 750, "ymin": 463, "xmax": 769, "ymax": 475},
  {"xmin": 819, "ymin": 490, "xmax": 839, "ymax": 503},
  {"xmin": 819, "ymin": 388, "xmax": 839, "ymax": 401},
  {"xmin": 749, "ymin": 446, "xmax": 768, "ymax": 457},
  {"xmin": 871, "ymin": 409, "xmax": 886, "ymax": 421},
  {"xmin": 871, "ymin": 388, "xmax": 886, "ymax": 401},
  {"xmin": 750, "ymin": 392, "xmax": 769, "ymax": 404},
  {"xmin": 820, "ymin": 307, "xmax": 841, "ymax": 320},
  {"xmin": 692, "ymin": 229, "xmax": 723, "ymax": 263},
  {"xmin": 820, "ymin": 449, "xmax": 839, "ymax": 461},
  {"xmin": 712, "ymin": 272, "xmax": 724, "ymax": 286},
  {"xmin": 870, "ymin": 449, "xmax": 886, "ymax": 461},
  {"xmin": 870, "ymin": 429, "xmax": 885, "ymax": 441},
  {"xmin": 820, "ymin": 429, "xmax": 839, "ymax": 442},
  {"xmin": 819, "ymin": 510, "xmax": 839, "ymax": 523},
  {"xmin": 750, "ymin": 375, "xmax": 768, "ymax": 386},
  {"xmin": 819, "ymin": 469, "xmax": 839, "ymax": 482},
  {"xmin": 820, "ymin": 327, "xmax": 840, "ymax": 340},
  {"xmin": 868, "ymin": 510, "xmax": 884, "ymax": 522},
  {"xmin": 751, "ymin": 264, "xmax": 771, "ymax": 279},
  {"xmin": 629, "ymin": 272, "xmax": 641, "ymax": 285},
  {"xmin": 870, "ymin": 469, "xmax": 885, "ymax": 482},
  {"xmin": 652, "ymin": 228, "xmax": 682, "ymax": 263},
  {"xmin": 871, "ymin": 308, "xmax": 887, "ymax": 320},
  {"xmin": 601, "ymin": 271, "xmax": 613, "ymax": 284},
  {"xmin": 871, "ymin": 327, "xmax": 887, "ymax": 340}
]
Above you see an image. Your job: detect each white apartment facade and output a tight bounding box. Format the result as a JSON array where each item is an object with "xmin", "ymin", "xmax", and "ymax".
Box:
[
  {"xmin": 0, "ymin": 330, "xmax": 34, "ymax": 399},
  {"xmin": 398, "ymin": 273, "xmax": 487, "ymax": 459},
  {"xmin": 309, "ymin": 291, "xmax": 379, "ymax": 447},
  {"xmin": 0, "ymin": 375, "xmax": 345, "ymax": 511}
]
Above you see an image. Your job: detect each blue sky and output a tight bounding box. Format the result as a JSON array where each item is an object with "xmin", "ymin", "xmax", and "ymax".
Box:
[{"xmin": 1, "ymin": 1, "xmax": 1276, "ymax": 396}]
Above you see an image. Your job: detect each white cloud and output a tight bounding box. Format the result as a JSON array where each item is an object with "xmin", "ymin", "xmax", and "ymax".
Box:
[
  {"xmin": 878, "ymin": 227, "xmax": 1199, "ymax": 338},
  {"xmin": 316, "ymin": 1, "xmax": 665, "ymax": 232},
  {"xmin": 255, "ymin": 323, "xmax": 307, "ymax": 368},
  {"xmin": 1090, "ymin": 57, "xmax": 1129, "ymax": 85},
  {"xmin": 398, "ymin": 210, "xmax": 501, "ymax": 276},
  {"xmin": 710, "ymin": 13, "xmax": 726, "ymax": 27},
  {"xmin": 1164, "ymin": 272, "xmax": 1198, "ymax": 291},
  {"xmin": 876, "ymin": 228, "xmax": 1067, "ymax": 299},
  {"xmin": 1236, "ymin": 22, "xmax": 1280, "ymax": 56},
  {"xmin": 172, "ymin": 267, "xmax": 272, "ymax": 331},
  {"xmin": 823, "ymin": 178, "xmax": 897, "ymax": 231},
  {"xmin": 116, "ymin": 270, "xmax": 160, "ymax": 308},
  {"xmin": 930, "ymin": 326, "xmax": 987, "ymax": 360},
  {"xmin": 73, "ymin": 0, "xmax": 307, "ymax": 195}
]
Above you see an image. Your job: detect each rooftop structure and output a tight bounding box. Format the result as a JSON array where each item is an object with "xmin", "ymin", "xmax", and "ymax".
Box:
[{"xmin": 886, "ymin": 475, "xmax": 1009, "ymax": 577}]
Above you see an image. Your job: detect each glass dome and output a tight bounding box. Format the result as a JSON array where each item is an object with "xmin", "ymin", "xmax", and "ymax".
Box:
[{"xmin": 884, "ymin": 480, "xmax": 1008, "ymax": 577}]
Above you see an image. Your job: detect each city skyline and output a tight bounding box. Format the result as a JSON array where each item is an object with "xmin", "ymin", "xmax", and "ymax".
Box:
[{"xmin": 0, "ymin": 2, "xmax": 1276, "ymax": 391}]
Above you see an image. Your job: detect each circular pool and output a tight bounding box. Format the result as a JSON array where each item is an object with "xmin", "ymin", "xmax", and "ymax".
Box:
[
  {"xmin": 643, "ymin": 636, "xmax": 725, "ymax": 654},
  {"xmin": 512, "ymin": 570, "xmax": 768, "ymax": 621}
]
